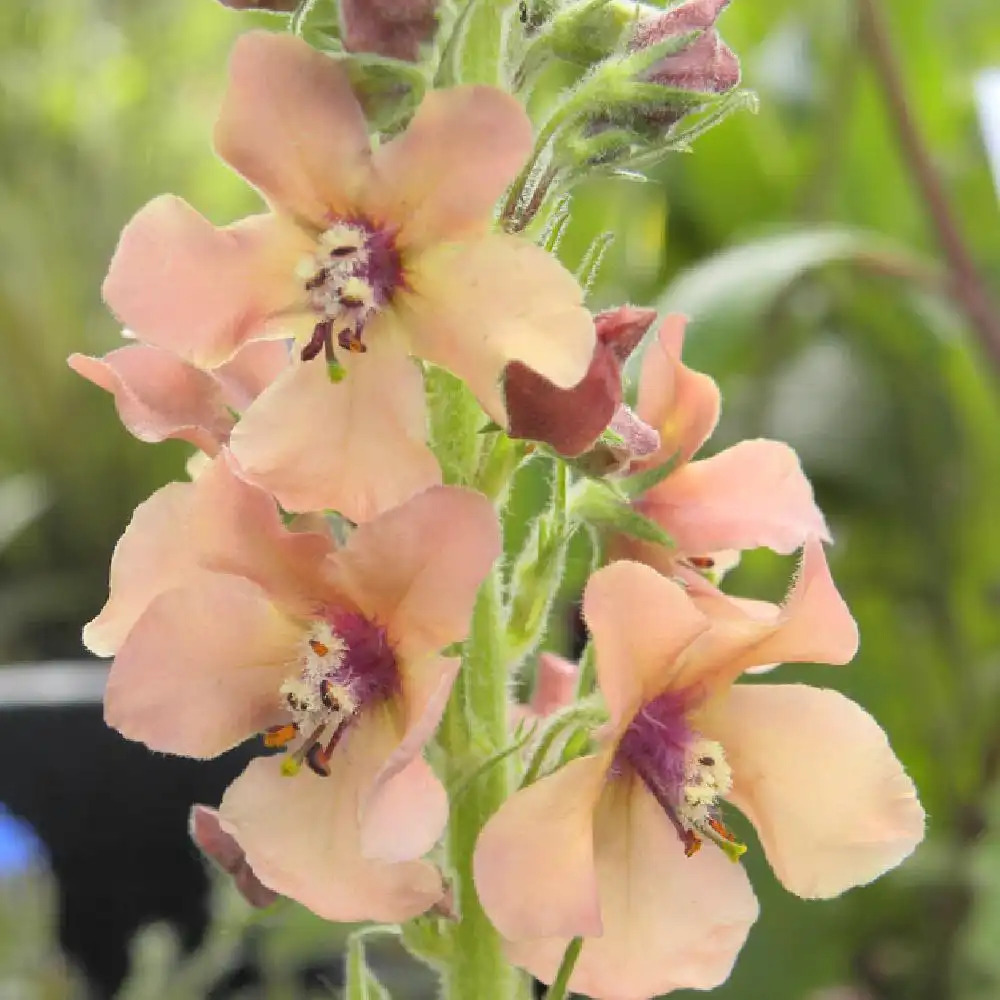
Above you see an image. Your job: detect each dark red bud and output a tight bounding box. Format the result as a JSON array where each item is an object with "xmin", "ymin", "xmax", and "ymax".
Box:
[
  {"xmin": 503, "ymin": 306, "xmax": 657, "ymax": 457},
  {"xmin": 631, "ymin": 0, "xmax": 741, "ymax": 98},
  {"xmin": 340, "ymin": 0, "xmax": 439, "ymax": 62}
]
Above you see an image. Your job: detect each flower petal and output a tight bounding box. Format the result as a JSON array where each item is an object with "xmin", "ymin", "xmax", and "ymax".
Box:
[
  {"xmin": 400, "ymin": 235, "xmax": 594, "ymax": 421},
  {"xmin": 329, "ymin": 485, "xmax": 501, "ymax": 659},
  {"xmin": 84, "ymin": 453, "xmax": 333, "ymax": 656},
  {"xmin": 360, "ymin": 656, "xmax": 459, "ymax": 862},
  {"xmin": 636, "ymin": 313, "xmax": 720, "ymax": 466},
  {"xmin": 474, "ymin": 755, "xmax": 608, "ymax": 941},
  {"xmin": 679, "ymin": 537, "xmax": 860, "ymax": 689},
  {"xmin": 104, "ymin": 572, "xmax": 300, "ymax": 758},
  {"xmin": 228, "ymin": 329, "xmax": 440, "ymax": 522},
  {"xmin": 640, "ymin": 438, "xmax": 831, "ymax": 557},
  {"xmin": 215, "ymin": 31, "xmax": 373, "ymax": 223},
  {"xmin": 368, "ymin": 86, "xmax": 532, "ymax": 248},
  {"xmin": 103, "ymin": 196, "xmax": 308, "ymax": 368},
  {"xmin": 219, "ymin": 735, "xmax": 444, "ymax": 922},
  {"xmin": 68, "ymin": 345, "xmax": 233, "ymax": 454},
  {"xmin": 702, "ymin": 684, "xmax": 925, "ymax": 898},
  {"xmin": 505, "ymin": 774, "xmax": 758, "ymax": 1000},
  {"xmin": 582, "ymin": 560, "xmax": 709, "ymax": 727}
]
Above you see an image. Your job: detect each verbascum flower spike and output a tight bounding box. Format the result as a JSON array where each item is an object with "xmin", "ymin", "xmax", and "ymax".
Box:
[{"xmin": 474, "ymin": 542, "xmax": 924, "ymax": 1000}]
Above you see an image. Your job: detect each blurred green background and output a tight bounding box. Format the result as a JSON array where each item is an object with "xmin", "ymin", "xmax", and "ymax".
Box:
[{"xmin": 1, "ymin": 0, "xmax": 999, "ymax": 997}]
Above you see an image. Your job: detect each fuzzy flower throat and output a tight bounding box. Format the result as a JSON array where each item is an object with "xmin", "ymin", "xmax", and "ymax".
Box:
[
  {"xmin": 297, "ymin": 221, "xmax": 403, "ymax": 364},
  {"xmin": 265, "ymin": 610, "xmax": 399, "ymax": 778}
]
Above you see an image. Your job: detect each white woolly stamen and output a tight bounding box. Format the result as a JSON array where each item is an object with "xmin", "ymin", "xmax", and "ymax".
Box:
[
  {"xmin": 676, "ymin": 738, "xmax": 732, "ymax": 830},
  {"xmin": 279, "ymin": 624, "xmax": 351, "ymax": 729}
]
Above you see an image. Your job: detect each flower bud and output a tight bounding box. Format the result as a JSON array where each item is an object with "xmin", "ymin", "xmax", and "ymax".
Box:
[
  {"xmin": 341, "ymin": 0, "xmax": 439, "ymax": 62},
  {"xmin": 630, "ymin": 0, "xmax": 740, "ymax": 125},
  {"xmin": 503, "ymin": 305, "xmax": 656, "ymax": 457}
]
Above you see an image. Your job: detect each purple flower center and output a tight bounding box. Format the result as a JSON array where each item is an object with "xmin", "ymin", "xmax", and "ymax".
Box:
[
  {"xmin": 615, "ymin": 688, "xmax": 744, "ymax": 860},
  {"xmin": 265, "ymin": 609, "xmax": 400, "ymax": 778},
  {"xmin": 299, "ymin": 219, "xmax": 403, "ymax": 362}
]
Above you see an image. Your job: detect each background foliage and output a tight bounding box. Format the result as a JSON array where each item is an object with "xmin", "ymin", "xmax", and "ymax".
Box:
[{"xmin": 1, "ymin": 0, "xmax": 998, "ymax": 997}]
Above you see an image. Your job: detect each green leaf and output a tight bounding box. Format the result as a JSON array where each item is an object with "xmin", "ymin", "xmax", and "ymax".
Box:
[{"xmin": 661, "ymin": 228, "xmax": 874, "ymax": 321}]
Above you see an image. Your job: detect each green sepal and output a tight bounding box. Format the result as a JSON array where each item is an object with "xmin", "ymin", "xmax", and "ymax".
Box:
[
  {"xmin": 520, "ymin": 700, "xmax": 608, "ymax": 788},
  {"xmin": 616, "ymin": 454, "xmax": 678, "ymax": 499},
  {"xmin": 569, "ymin": 481, "xmax": 675, "ymax": 548},
  {"xmin": 341, "ymin": 55, "xmax": 428, "ymax": 132}
]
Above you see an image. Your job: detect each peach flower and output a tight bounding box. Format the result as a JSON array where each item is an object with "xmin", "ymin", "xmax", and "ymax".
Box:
[
  {"xmin": 474, "ymin": 541, "xmax": 924, "ymax": 999},
  {"xmin": 616, "ymin": 314, "xmax": 830, "ymax": 577},
  {"xmin": 102, "ymin": 31, "xmax": 593, "ymax": 517},
  {"xmin": 89, "ymin": 454, "xmax": 500, "ymax": 921}
]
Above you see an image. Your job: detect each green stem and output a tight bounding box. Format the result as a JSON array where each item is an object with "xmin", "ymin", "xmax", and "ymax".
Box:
[
  {"xmin": 543, "ymin": 937, "xmax": 583, "ymax": 1000},
  {"xmin": 439, "ymin": 573, "xmax": 533, "ymax": 1000}
]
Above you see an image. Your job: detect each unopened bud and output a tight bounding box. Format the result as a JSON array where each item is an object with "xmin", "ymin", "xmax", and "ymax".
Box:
[
  {"xmin": 630, "ymin": 0, "xmax": 740, "ymax": 125},
  {"xmin": 340, "ymin": 0, "xmax": 439, "ymax": 62},
  {"xmin": 503, "ymin": 305, "xmax": 656, "ymax": 457}
]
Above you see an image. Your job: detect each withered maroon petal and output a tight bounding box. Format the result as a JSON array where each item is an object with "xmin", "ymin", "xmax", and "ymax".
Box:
[
  {"xmin": 503, "ymin": 305, "xmax": 655, "ymax": 457},
  {"xmin": 189, "ymin": 805, "xmax": 279, "ymax": 908}
]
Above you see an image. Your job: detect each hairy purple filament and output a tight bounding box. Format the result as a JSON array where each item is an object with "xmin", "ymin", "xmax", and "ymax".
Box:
[{"xmin": 614, "ymin": 688, "xmax": 706, "ymax": 856}]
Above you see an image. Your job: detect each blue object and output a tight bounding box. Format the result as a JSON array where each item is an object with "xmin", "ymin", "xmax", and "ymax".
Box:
[{"xmin": 0, "ymin": 803, "xmax": 44, "ymax": 875}]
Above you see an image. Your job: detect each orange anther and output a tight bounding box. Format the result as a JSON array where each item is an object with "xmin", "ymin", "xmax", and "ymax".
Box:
[
  {"xmin": 263, "ymin": 723, "xmax": 299, "ymax": 749},
  {"xmin": 687, "ymin": 555, "xmax": 715, "ymax": 569},
  {"xmin": 707, "ymin": 816, "xmax": 738, "ymax": 842},
  {"xmin": 309, "ymin": 639, "xmax": 330, "ymax": 657}
]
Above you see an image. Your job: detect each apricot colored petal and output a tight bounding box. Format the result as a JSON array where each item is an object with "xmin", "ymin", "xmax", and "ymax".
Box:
[
  {"xmin": 219, "ymin": 733, "xmax": 444, "ymax": 922},
  {"xmin": 229, "ymin": 331, "xmax": 440, "ymax": 523},
  {"xmin": 677, "ymin": 538, "xmax": 860, "ymax": 690},
  {"xmin": 641, "ymin": 438, "xmax": 831, "ymax": 557},
  {"xmin": 360, "ymin": 656, "xmax": 458, "ymax": 862},
  {"xmin": 104, "ymin": 573, "xmax": 300, "ymax": 758},
  {"xmin": 506, "ymin": 774, "xmax": 758, "ymax": 1000},
  {"xmin": 330, "ymin": 486, "xmax": 501, "ymax": 659},
  {"xmin": 103, "ymin": 196, "xmax": 308, "ymax": 369},
  {"xmin": 401, "ymin": 235, "xmax": 594, "ymax": 421},
  {"xmin": 68, "ymin": 345, "xmax": 233, "ymax": 454},
  {"xmin": 213, "ymin": 339, "xmax": 290, "ymax": 411},
  {"xmin": 84, "ymin": 454, "xmax": 333, "ymax": 656},
  {"xmin": 582, "ymin": 561, "xmax": 709, "ymax": 727},
  {"xmin": 637, "ymin": 313, "xmax": 720, "ymax": 466},
  {"xmin": 215, "ymin": 31, "xmax": 373, "ymax": 223},
  {"xmin": 703, "ymin": 684, "xmax": 925, "ymax": 898},
  {"xmin": 369, "ymin": 86, "xmax": 532, "ymax": 248},
  {"xmin": 474, "ymin": 755, "xmax": 608, "ymax": 941}
]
